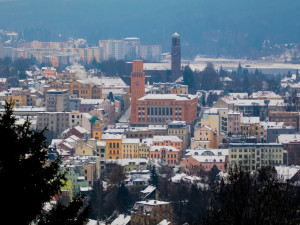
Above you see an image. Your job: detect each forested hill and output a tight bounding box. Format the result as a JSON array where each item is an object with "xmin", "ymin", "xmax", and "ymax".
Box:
[{"xmin": 0, "ymin": 0, "xmax": 299, "ymax": 58}]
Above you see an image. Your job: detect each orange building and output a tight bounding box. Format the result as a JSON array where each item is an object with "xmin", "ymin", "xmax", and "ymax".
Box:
[
  {"xmin": 130, "ymin": 60, "xmax": 145, "ymax": 123},
  {"xmin": 42, "ymin": 67, "xmax": 57, "ymax": 78},
  {"xmin": 149, "ymin": 146, "xmax": 180, "ymax": 165},
  {"xmin": 152, "ymin": 135, "xmax": 183, "ymax": 158},
  {"xmin": 131, "ymin": 94, "xmax": 198, "ymax": 125},
  {"xmin": 101, "ymin": 133, "xmax": 124, "ymax": 159}
]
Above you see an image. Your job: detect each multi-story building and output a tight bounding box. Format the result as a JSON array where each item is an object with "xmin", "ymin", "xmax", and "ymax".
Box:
[
  {"xmin": 240, "ymin": 117, "xmax": 260, "ymax": 138},
  {"xmin": 227, "ymin": 111, "xmax": 242, "ymax": 135},
  {"xmin": 139, "ymin": 45, "xmax": 162, "ymax": 62},
  {"xmin": 45, "ymin": 89, "xmax": 70, "ymax": 112},
  {"xmin": 167, "ymin": 121, "xmax": 190, "ymax": 150},
  {"xmin": 150, "ymin": 146, "xmax": 180, "ymax": 165},
  {"xmin": 278, "ymin": 134, "xmax": 300, "ymax": 166},
  {"xmin": 228, "ymin": 143, "xmax": 284, "ymax": 171},
  {"xmin": 79, "ymin": 47, "xmax": 101, "ymax": 64},
  {"xmin": 269, "ymin": 111, "xmax": 300, "ymax": 131},
  {"xmin": 132, "ymin": 94, "xmax": 198, "ymax": 125},
  {"xmin": 153, "ymin": 135, "xmax": 183, "ymax": 152},
  {"xmin": 138, "ymin": 138, "xmax": 153, "ymax": 158},
  {"xmin": 191, "ymin": 126, "xmax": 218, "ymax": 149},
  {"xmin": 181, "ymin": 148, "xmax": 227, "ymax": 174},
  {"xmin": 99, "ymin": 40, "xmax": 125, "ymax": 60},
  {"xmin": 37, "ymin": 112, "xmax": 70, "ymax": 138},
  {"xmin": 131, "ymin": 200, "xmax": 172, "ymax": 225},
  {"xmin": 101, "ymin": 133, "xmax": 124, "ymax": 159},
  {"xmin": 201, "ymin": 108, "xmax": 228, "ymax": 134},
  {"xmin": 41, "ymin": 67, "xmax": 57, "ymax": 78},
  {"xmin": 124, "ymin": 125, "xmax": 168, "ymax": 141},
  {"xmin": 121, "ymin": 138, "xmax": 140, "ymax": 159}
]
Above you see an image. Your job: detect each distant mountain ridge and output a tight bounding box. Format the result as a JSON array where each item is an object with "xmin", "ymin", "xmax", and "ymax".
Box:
[{"xmin": 0, "ymin": 0, "xmax": 299, "ymax": 59}]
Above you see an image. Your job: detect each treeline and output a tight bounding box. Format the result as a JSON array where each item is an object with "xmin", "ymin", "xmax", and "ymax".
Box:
[
  {"xmin": 183, "ymin": 63, "xmax": 282, "ymax": 95},
  {"xmin": 88, "ymin": 163, "xmax": 300, "ymax": 225}
]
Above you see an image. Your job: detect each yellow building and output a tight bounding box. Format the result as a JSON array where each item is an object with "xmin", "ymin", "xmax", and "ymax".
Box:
[
  {"xmin": 192, "ymin": 126, "xmax": 218, "ymax": 149},
  {"xmin": 101, "ymin": 133, "xmax": 124, "ymax": 159},
  {"xmin": 138, "ymin": 138, "xmax": 153, "ymax": 158},
  {"xmin": 228, "ymin": 143, "xmax": 284, "ymax": 171},
  {"xmin": 240, "ymin": 117, "xmax": 260, "ymax": 138},
  {"xmin": 74, "ymin": 139, "xmax": 97, "ymax": 156},
  {"xmin": 56, "ymin": 72, "xmax": 78, "ymax": 82},
  {"xmin": 201, "ymin": 108, "xmax": 228, "ymax": 134},
  {"xmin": 92, "ymin": 120, "xmax": 103, "ymax": 141},
  {"xmin": 122, "ymin": 138, "xmax": 140, "ymax": 159}
]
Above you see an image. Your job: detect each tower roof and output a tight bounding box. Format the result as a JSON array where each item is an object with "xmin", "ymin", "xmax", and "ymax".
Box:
[{"xmin": 172, "ymin": 32, "xmax": 180, "ymax": 38}]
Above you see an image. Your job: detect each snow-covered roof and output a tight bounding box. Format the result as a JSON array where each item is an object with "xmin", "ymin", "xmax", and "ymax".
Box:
[
  {"xmin": 80, "ymin": 99, "xmax": 104, "ymax": 105},
  {"xmin": 106, "ymin": 158, "xmax": 148, "ymax": 166},
  {"xmin": 189, "ymin": 155, "xmax": 226, "ymax": 163},
  {"xmin": 122, "ymin": 138, "xmax": 140, "ymax": 144},
  {"xmin": 260, "ymin": 121, "xmax": 284, "ymax": 129},
  {"xmin": 97, "ymin": 141, "xmax": 107, "ymax": 147},
  {"xmin": 153, "ymin": 135, "xmax": 182, "ymax": 142},
  {"xmin": 74, "ymin": 126, "xmax": 89, "ymax": 134},
  {"xmin": 171, "ymin": 173, "xmax": 201, "ymax": 183},
  {"xmin": 141, "ymin": 185, "xmax": 156, "ymax": 194},
  {"xmin": 240, "ymin": 117, "xmax": 260, "ymax": 124},
  {"xmin": 278, "ymin": 134, "xmax": 300, "ymax": 144},
  {"xmin": 137, "ymin": 94, "xmax": 197, "ymax": 101},
  {"xmin": 101, "ymin": 133, "xmax": 124, "ymax": 140},
  {"xmin": 150, "ymin": 146, "xmax": 180, "ymax": 152},
  {"xmin": 250, "ymin": 91, "xmax": 282, "ymax": 99},
  {"xmin": 276, "ymin": 166, "xmax": 300, "ymax": 181},
  {"xmin": 111, "ymin": 214, "xmax": 131, "ymax": 225},
  {"xmin": 158, "ymin": 219, "xmax": 171, "ymax": 225}
]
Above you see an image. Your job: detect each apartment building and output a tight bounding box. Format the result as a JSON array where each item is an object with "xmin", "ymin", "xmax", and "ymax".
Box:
[{"xmin": 228, "ymin": 143, "xmax": 284, "ymax": 171}]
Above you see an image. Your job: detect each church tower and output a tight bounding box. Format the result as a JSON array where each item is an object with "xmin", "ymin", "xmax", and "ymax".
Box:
[
  {"xmin": 130, "ymin": 60, "xmax": 145, "ymax": 124},
  {"xmin": 171, "ymin": 32, "xmax": 181, "ymax": 81}
]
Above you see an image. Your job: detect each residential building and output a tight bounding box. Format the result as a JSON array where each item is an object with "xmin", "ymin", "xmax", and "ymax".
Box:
[
  {"xmin": 201, "ymin": 108, "xmax": 228, "ymax": 134},
  {"xmin": 278, "ymin": 134, "xmax": 300, "ymax": 166},
  {"xmin": 227, "ymin": 111, "xmax": 242, "ymax": 135},
  {"xmin": 139, "ymin": 45, "xmax": 162, "ymax": 62},
  {"xmin": 168, "ymin": 121, "xmax": 190, "ymax": 150},
  {"xmin": 148, "ymin": 82, "xmax": 188, "ymax": 95},
  {"xmin": 150, "ymin": 146, "xmax": 180, "ymax": 165},
  {"xmin": 228, "ymin": 143, "xmax": 284, "ymax": 171},
  {"xmin": 131, "ymin": 200, "xmax": 172, "ymax": 225},
  {"xmin": 269, "ymin": 111, "xmax": 299, "ymax": 131},
  {"xmin": 122, "ymin": 138, "xmax": 140, "ymax": 159},
  {"xmin": 45, "ymin": 89, "xmax": 70, "ymax": 112},
  {"xmin": 37, "ymin": 112, "xmax": 70, "ymax": 138},
  {"xmin": 138, "ymin": 138, "xmax": 153, "ymax": 158},
  {"xmin": 192, "ymin": 126, "xmax": 218, "ymax": 149},
  {"xmin": 240, "ymin": 117, "xmax": 260, "ymax": 138},
  {"xmin": 101, "ymin": 133, "xmax": 124, "ymax": 159},
  {"xmin": 181, "ymin": 148, "xmax": 228, "ymax": 174}
]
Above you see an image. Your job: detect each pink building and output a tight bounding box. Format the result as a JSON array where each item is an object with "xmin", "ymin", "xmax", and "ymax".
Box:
[{"xmin": 227, "ymin": 111, "xmax": 242, "ymax": 135}]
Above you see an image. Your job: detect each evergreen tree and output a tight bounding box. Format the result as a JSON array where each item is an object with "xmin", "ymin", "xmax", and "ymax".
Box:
[
  {"xmin": 208, "ymin": 164, "xmax": 220, "ymax": 185},
  {"xmin": 183, "ymin": 65, "xmax": 194, "ymax": 90},
  {"xmin": 149, "ymin": 166, "xmax": 159, "ymax": 187},
  {"xmin": 89, "ymin": 179, "xmax": 105, "ymax": 220},
  {"xmin": 0, "ymin": 101, "xmax": 89, "ymax": 224},
  {"xmin": 116, "ymin": 183, "xmax": 132, "ymax": 214}
]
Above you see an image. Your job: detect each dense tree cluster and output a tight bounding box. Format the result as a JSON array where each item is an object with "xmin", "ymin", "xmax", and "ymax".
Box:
[
  {"xmin": 183, "ymin": 62, "xmax": 282, "ymax": 97},
  {"xmin": 0, "ymin": 101, "xmax": 89, "ymax": 224}
]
